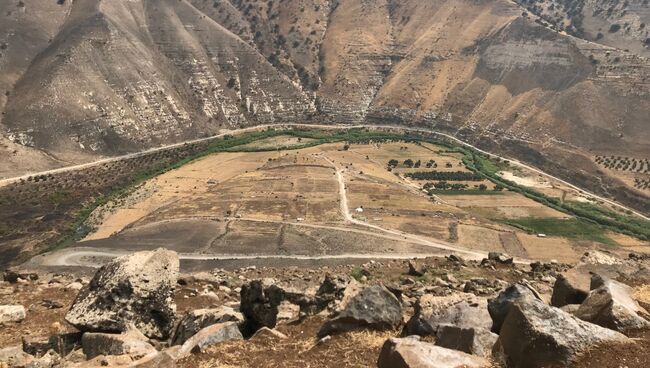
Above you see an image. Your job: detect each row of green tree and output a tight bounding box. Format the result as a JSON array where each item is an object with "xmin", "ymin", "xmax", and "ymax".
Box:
[{"xmin": 405, "ymin": 170, "xmax": 483, "ymax": 181}]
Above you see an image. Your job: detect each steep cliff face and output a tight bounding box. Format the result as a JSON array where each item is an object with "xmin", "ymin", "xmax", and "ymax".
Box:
[{"xmin": 0, "ymin": 0, "xmax": 648, "ymax": 209}]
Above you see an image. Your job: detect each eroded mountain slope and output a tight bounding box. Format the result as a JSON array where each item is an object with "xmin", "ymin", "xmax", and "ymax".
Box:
[{"xmin": 0, "ymin": 0, "xmax": 648, "ymax": 212}]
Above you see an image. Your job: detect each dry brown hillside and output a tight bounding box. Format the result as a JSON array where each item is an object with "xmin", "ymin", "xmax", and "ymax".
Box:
[{"xmin": 0, "ymin": 0, "xmax": 648, "ymax": 212}]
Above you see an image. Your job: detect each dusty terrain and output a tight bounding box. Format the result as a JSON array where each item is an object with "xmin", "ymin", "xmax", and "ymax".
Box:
[{"xmin": 4, "ymin": 248, "xmax": 650, "ymax": 367}]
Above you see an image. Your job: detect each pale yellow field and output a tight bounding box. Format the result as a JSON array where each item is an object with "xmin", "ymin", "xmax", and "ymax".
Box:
[
  {"xmin": 82, "ymin": 140, "xmax": 640, "ymax": 263},
  {"xmin": 457, "ymin": 224, "xmax": 506, "ymax": 252},
  {"xmin": 517, "ymin": 234, "xmax": 579, "ymax": 262}
]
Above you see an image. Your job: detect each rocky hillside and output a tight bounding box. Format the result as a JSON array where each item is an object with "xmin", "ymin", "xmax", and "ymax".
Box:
[
  {"xmin": 515, "ymin": 0, "xmax": 650, "ymax": 57},
  {"xmin": 1, "ymin": 248, "xmax": 650, "ymax": 367},
  {"xmin": 0, "ymin": 0, "xmax": 649, "ymax": 211}
]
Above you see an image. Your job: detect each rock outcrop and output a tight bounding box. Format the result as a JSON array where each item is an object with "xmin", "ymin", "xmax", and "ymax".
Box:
[
  {"xmin": 318, "ymin": 285, "xmax": 401, "ymax": 337},
  {"xmin": 575, "ymin": 275, "xmax": 650, "ymax": 333},
  {"xmin": 0, "ymin": 305, "xmax": 26, "ymax": 323},
  {"xmin": 495, "ymin": 295, "xmax": 629, "ymax": 367},
  {"xmin": 551, "ymin": 272, "xmax": 590, "ymax": 307},
  {"xmin": 435, "ymin": 325, "xmax": 498, "ymax": 358},
  {"xmin": 65, "ymin": 249, "xmax": 179, "ymax": 339},
  {"xmin": 488, "ymin": 283, "xmax": 542, "ymax": 333},
  {"xmin": 81, "ymin": 330, "xmax": 156, "ymax": 360},
  {"xmin": 240, "ymin": 278, "xmax": 316, "ymax": 331},
  {"xmin": 377, "ymin": 337, "xmax": 491, "ymax": 368},
  {"xmin": 405, "ymin": 293, "xmax": 491, "ymax": 337},
  {"xmin": 172, "ymin": 306, "xmax": 243, "ymax": 345},
  {"xmin": 176, "ymin": 322, "xmax": 243, "ymax": 357}
]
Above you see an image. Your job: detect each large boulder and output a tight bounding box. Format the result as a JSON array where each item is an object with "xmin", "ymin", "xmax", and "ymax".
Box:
[
  {"xmin": 171, "ymin": 306, "xmax": 243, "ymax": 345},
  {"xmin": 240, "ymin": 278, "xmax": 316, "ymax": 331},
  {"xmin": 318, "ymin": 285, "xmax": 401, "ymax": 337},
  {"xmin": 405, "ymin": 293, "xmax": 491, "ymax": 337},
  {"xmin": 65, "ymin": 249, "xmax": 179, "ymax": 340},
  {"xmin": 435, "ymin": 325, "xmax": 498, "ymax": 358},
  {"xmin": 487, "ymin": 283, "xmax": 542, "ymax": 333},
  {"xmin": 575, "ymin": 275, "xmax": 650, "ymax": 333},
  {"xmin": 176, "ymin": 322, "xmax": 243, "ymax": 358},
  {"xmin": 81, "ymin": 330, "xmax": 157, "ymax": 360},
  {"xmin": 377, "ymin": 337, "xmax": 491, "ymax": 368},
  {"xmin": 496, "ymin": 297, "xmax": 629, "ymax": 368},
  {"xmin": 551, "ymin": 271, "xmax": 589, "ymax": 307},
  {"xmin": 0, "ymin": 305, "xmax": 26, "ymax": 323}
]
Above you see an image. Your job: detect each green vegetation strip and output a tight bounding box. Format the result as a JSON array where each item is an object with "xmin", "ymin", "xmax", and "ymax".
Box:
[
  {"xmin": 460, "ymin": 152, "xmax": 649, "ymax": 241},
  {"xmin": 497, "ymin": 217, "xmax": 617, "ymax": 247},
  {"xmin": 430, "ymin": 190, "xmax": 504, "ymax": 195}
]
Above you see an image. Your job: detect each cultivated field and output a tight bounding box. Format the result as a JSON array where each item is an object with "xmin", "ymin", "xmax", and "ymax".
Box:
[{"xmin": 38, "ymin": 137, "xmax": 645, "ymax": 270}]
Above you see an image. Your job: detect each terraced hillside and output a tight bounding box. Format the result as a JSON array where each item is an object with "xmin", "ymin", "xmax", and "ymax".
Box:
[{"xmin": 0, "ymin": 0, "xmax": 649, "ymax": 213}]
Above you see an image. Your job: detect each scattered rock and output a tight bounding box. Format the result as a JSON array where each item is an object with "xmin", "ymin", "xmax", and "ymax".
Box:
[
  {"xmin": 407, "ymin": 261, "xmax": 423, "ymax": 277},
  {"xmin": 172, "ymin": 306, "xmax": 243, "ymax": 345},
  {"xmin": 276, "ymin": 301, "xmax": 300, "ymax": 324},
  {"xmin": 318, "ymin": 285, "xmax": 401, "ymax": 337},
  {"xmin": 28, "ymin": 350, "xmax": 60, "ymax": 368},
  {"xmin": 530, "ymin": 261, "xmax": 567, "ymax": 275},
  {"xmin": 487, "ymin": 283, "xmax": 541, "ymax": 333},
  {"xmin": 316, "ymin": 274, "xmax": 353, "ymax": 302},
  {"xmin": 377, "ymin": 337, "xmax": 490, "ymax": 368},
  {"xmin": 250, "ymin": 327, "xmax": 288, "ymax": 340},
  {"xmin": 551, "ymin": 272, "xmax": 589, "ymax": 307},
  {"xmin": 575, "ymin": 275, "xmax": 650, "ymax": 333},
  {"xmin": 405, "ymin": 293, "xmax": 490, "ymax": 337},
  {"xmin": 81, "ymin": 330, "xmax": 156, "ymax": 360},
  {"xmin": 580, "ymin": 250, "xmax": 623, "ymax": 265},
  {"xmin": 488, "ymin": 252, "xmax": 513, "ymax": 265},
  {"xmin": 240, "ymin": 278, "xmax": 316, "ymax": 331},
  {"xmin": 0, "ymin": 305, "xmax": 26, "ymax": 323},
  {"xmin": 41, "ymin": 299, "xmax": 63, "ymax": 309},
  {"xmin": 3, "ymin": 270, "xmax": 38, "ymax": 284},
  {"xmin": 49, "ymin": 332, "xmax": 83, "ymax": 356},
  {"xmin": 495, "ymin": 297, "xmax": 629, "ymax": 368},
  {"xmin": 317, "ymin": 335, "xmax": 331, "ymax": 345},
  {"xmin": 0, "ymin": 346, "xmax": 34, "ymax": 367},
  {"xmin": 65, "ymin": 249, "xmax": 179, "ymax": 339},
  {"xmin": 629, "ymin": 252, "xmax": 650, "ymax": 261},
  {"xmin": 446, "ymin": 254, "xmax": 465, "ymax": 265},
  {"xmin": 177, "ymin": 322, "xmax": 243, "ymax": 358},
  {"xmin": 463, "ymin": 278, "xmax": 503, "ymax": 296},
  {"xmin": 22, "ymin": 336, "xmax": 51, "ymax": 357},
  {"xmin": 435, "ymin": 325, "xmax": 498, "ymax": 358},
  {"xmin": 65, "ymin": 282, "xmax": 84, "ymax": 291}
]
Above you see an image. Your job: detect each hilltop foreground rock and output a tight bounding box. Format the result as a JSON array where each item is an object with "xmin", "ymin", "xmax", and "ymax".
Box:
[
  {"xmin": 318, "ymin": 284, "xmax": 402, "ymax": 337},
  {"xmin": 576, "ymin": 274, "xmax": 650, "ymax": 333},
  {"xmin": 495, "ymin": 291, "xmax": 630, "ymax": 367},
  {"xmin": 65, "ymin": 249, "xmax": 179, "ymax": 339},
  {"xmin": 377, "ymin": 337, "xmax": 490, "ymax": 368},
  {"xmin": 1, "ymin": 250, "xmax": 650, "ymax": 367}
]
